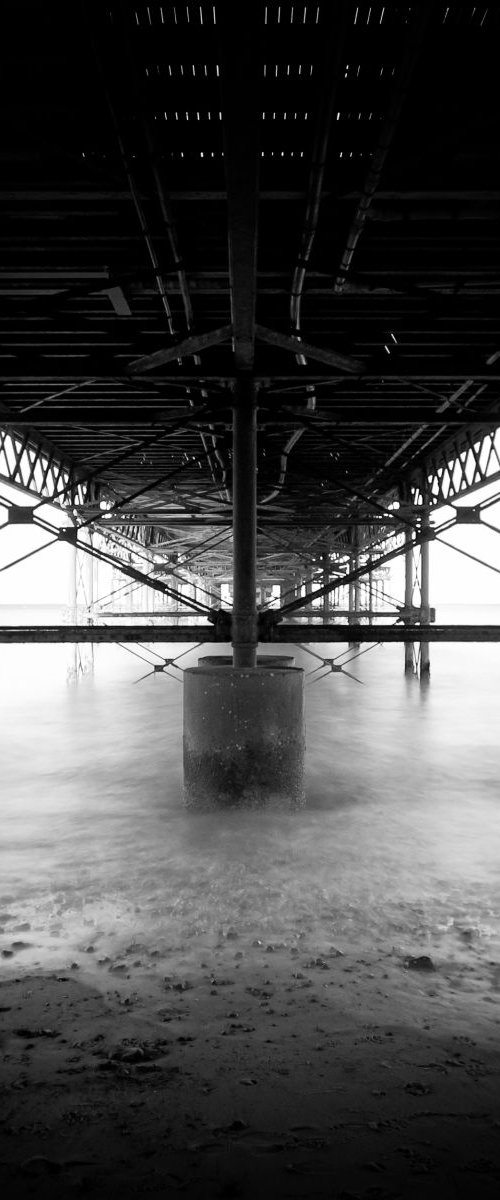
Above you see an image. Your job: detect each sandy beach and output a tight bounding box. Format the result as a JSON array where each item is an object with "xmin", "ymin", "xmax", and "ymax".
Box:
[{"xmin": 1, "ymin": 914, "xmax": 500, "ymax": 1199}]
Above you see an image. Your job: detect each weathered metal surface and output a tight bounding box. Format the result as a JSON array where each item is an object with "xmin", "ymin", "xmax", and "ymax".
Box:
[
  {"xmin": 2, "ymin": 625, "xmax": 500, "ymax": 645},
  {"xmin": 232, "ymin": 379, "xmax": 258, "ymax": 667},
  {"xmin": 255, "ymin": 325, "xmax": 363, "ymax": 374},
  {"xmin": 129, "ymin": 325, "xmax": 233, "ymax": 373}
]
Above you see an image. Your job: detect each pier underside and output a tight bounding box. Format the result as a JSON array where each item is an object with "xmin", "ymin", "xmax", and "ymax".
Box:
[
  {"xmin": 2, "ymin": 5, "xmax": 500, "ymax": 1188},
  {"xmin": 1, "ymin": 1, "xmax": 500, "ymax": 788}
]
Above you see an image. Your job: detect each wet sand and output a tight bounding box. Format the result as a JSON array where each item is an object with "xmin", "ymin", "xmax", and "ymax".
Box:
[{"xmin": 1, "ymin": 919, "xmax": 500, "ymax": 1199}]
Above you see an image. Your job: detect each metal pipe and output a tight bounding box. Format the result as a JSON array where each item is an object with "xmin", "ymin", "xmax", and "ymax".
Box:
[{"xmin": 232, "ymin": 378, "xmax": 258, "ymax": 667}]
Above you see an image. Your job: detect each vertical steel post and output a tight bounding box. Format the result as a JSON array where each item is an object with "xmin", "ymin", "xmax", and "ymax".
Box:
[
  {"xmin": 322, "ymin": 552, "xmax": 329, "ymax": 624},
  {"xmin": 368, "ymin": 557, "xmax": 373, "ymax": 617},
  {"xmin": 86, "ymin": 532, "xmax": 94, "ymax": 622},
  {"xmin": 232, "ymin": 377, "xmax": 258, "ymax": 667},
  {"xmin": 305, "ymin": 569, "xmax": 313, "ymax": 616},
  {"xmin": 420, "ymin": 507, "xmax": 431, "ymax": 677},
  {"xmin": 70, "ymin": 538, "xmax": 79, "ymax": 680},
  {"xmin": 349, "ymin": 529, "xmax": 360, "ymax": 646},
  {"xmin": 404, "ymin": 528, "xmax": 414, "ymax": 673},
  {"xmin": 353, "ymin": 527, "xmax": 361, "ymax": 618}
]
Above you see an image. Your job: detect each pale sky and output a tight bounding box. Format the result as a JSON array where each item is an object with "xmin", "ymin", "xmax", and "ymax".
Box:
[{"xmin": 1, "ymin": 478, "xmax": 500, "ymax": 608}]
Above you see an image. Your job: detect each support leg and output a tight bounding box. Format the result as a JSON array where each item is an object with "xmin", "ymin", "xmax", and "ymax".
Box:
[
  {"xmin": 232, "ymin": 377, "xmax": 257, "ymax": 667},
  {"xmin": 322, "ymin": 553, "xmax": 329, "ymax": 625},
  {"xmin": 404, "ymin": 528, "xmax": 415, "ymax": 674},
  {"xmin": 420, "ymin": 509, "xmax": 431, "ymax": 678}
]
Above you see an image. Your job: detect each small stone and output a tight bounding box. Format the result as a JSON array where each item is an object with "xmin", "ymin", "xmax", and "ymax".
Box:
[
  {"xmin": 403, "ymin": 955, "xmax": 435, "ymax": 972},
  {"xmin": 21, "ymin": 1156, "xmax": 61, "ymax": 1176},
  {"xmin": 404, "ymin": 1081, "xmax": 432, "ymax": 1096},
  {"xmin": 121, "ymin": 1047, "xmax": 145, "ymax": 1064}
]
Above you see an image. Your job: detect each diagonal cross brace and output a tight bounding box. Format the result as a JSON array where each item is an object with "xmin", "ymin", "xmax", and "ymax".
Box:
[
  {"xmin": 256, "ymin": 325, "xmax": 364, "ymax": 374},
  {"xmin": 128, "ymin": 324, "xmax": 233, "ymax": 372}
]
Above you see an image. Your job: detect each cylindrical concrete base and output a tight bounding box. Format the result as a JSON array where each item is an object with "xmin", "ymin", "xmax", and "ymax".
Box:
[
  {"xmin": 198, "ymin": 655, "xmax": 295, "ymax": 668},
  {"xmin": 183, "ymin": 666, "xmax": 305, "ymax": 811}
]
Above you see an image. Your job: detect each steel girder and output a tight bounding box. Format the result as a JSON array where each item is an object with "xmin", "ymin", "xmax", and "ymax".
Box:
[
  {"xmin": 0, "ymin": 426, "xmax": 100, "ymax": 508},
  {"xmin": 406, "ymin": 426, "xmax": 500, "ymax": 508}
]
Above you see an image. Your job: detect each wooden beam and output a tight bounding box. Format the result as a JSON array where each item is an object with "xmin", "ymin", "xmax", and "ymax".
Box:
[
  {"xmin": 218, "ymin": 1, "xmax": 261, "ymax": 371},
  {"xmin": 255, "ymin": 325, "xmax": 364, "ymax": 374},
  {"xmin": 128, "ymin": 324, "xmax": 233, "ymax": 372}
]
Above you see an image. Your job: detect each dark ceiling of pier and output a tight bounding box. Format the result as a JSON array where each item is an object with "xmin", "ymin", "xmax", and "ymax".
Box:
[{"xmin": 1, "ymin": 1, "xmax": 500, "ymax": 579}]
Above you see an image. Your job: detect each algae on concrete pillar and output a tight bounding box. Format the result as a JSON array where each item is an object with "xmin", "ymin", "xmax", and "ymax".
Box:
[{"xmin": 183, "ymin": 666, "xmax": 305, "ymax": 811}]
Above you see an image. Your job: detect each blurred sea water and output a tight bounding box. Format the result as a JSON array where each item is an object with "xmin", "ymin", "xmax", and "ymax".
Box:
[{"xmin": 0, "ymin": 602, "xmax": 499, "ymax": 983}]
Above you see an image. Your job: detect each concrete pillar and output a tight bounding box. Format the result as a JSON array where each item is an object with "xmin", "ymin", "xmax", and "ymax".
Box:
[
  {"xmin": 183, "ymin": 666, "xmax": 305, "ymax": 810},
  {"xmin": 199, "ymin": 655, "xmax": 295, "ymax": 667}
]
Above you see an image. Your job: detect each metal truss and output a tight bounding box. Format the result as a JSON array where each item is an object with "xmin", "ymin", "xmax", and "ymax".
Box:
[
  {"xmin": 408, "ymin": 426, "xmax": 500, "ymax": 508},
  {"xmin": 0, "ymin": 425, "xmax": 100, "ymax": 508}
]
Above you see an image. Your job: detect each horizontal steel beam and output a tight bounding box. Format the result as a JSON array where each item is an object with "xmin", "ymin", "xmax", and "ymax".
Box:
[
  {"xmin": 5, "ymin": 410, "xmax": 499, "ymax": 429},
  {"xmin": 1, "ymin": 624, "xmax": 500, "ymax": 644},
  {"xmin": 3, "ymin": 366, "xmax": 500, "ymax": 382}
]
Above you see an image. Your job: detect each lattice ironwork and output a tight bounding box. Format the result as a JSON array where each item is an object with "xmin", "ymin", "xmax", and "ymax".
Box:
[
  {"xmin": 408, "ymin": 427, "xmax": 500, "ymax": 509},
  {"xmin": 0, "ymin": 427, "xmax": 100, "ymax": 508}
]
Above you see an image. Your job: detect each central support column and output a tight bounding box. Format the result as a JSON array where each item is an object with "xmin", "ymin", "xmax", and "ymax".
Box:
[
  {"xmin": 182, "ymin": 2, "xmax": 304, "ymax": 811},
  {"xmin": 232, "ymin": 377, "xmax": 258, "ymax": 667}
]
